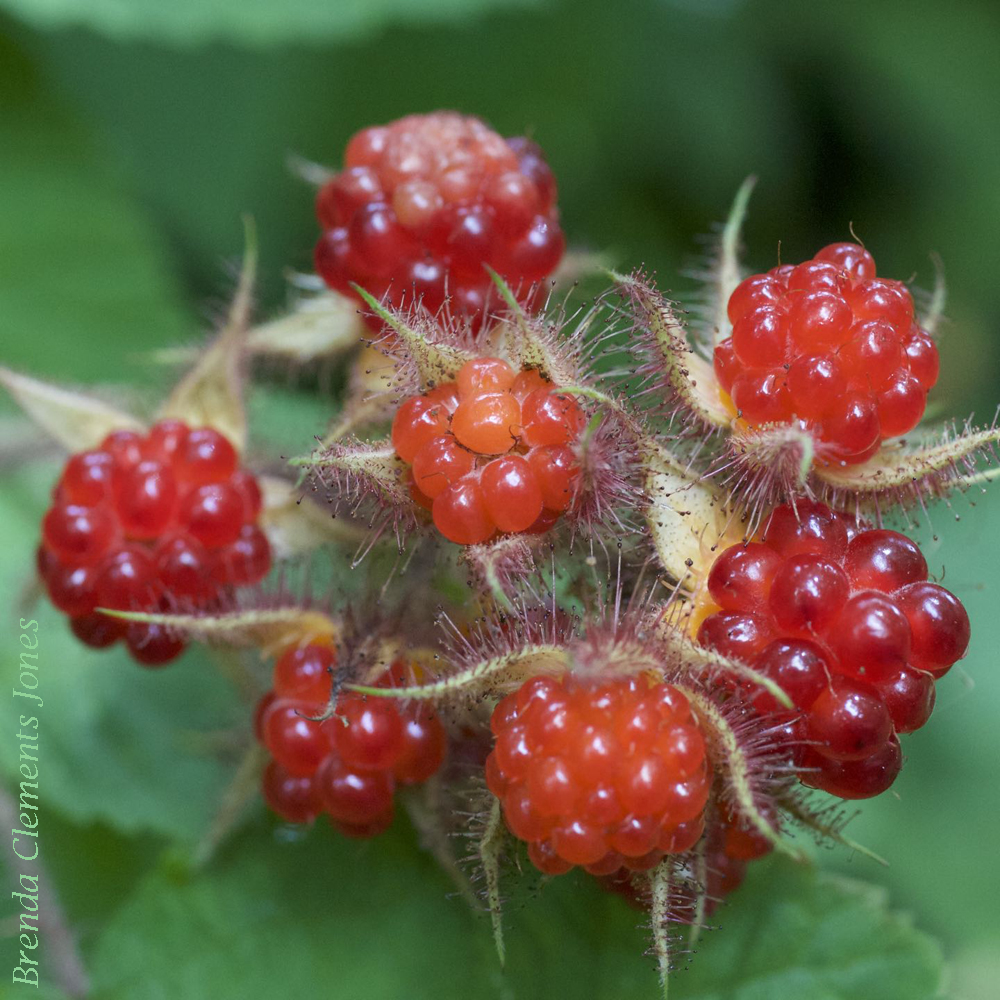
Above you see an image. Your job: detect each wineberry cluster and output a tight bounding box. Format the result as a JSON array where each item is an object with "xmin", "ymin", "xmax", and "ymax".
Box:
[
  {"xmin": 38, "ymin": 420, "xmax": 271, "ymax": 666},
  {"xmin": 392, "ymin": 356, "xmax": 585, "ymax": 544},
  {"xmin": 697, "ymin": 500, "xmax": 970, "ymax": 797},
  {"xmin": 714, "ymin": 242, "xmax": 940, "ymax": 464},
  {"xmin": 485, "ymin": 674, "xmax": 712, "ymax": 875},
  {"xmin": 257, "ymin": 645, "xmax": 447, "ymax": 837},
  {"xmin": 314, "ymin": 112, "xmax": 565, "ymax": 328}
]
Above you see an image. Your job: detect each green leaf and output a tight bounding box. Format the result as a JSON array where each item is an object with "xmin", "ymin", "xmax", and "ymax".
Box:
[
  {"xmin": 83, "ymin": 820, "xmax": 943, "ymax": 1000},
  {"xmin": 678, "ymin": 859, "xmax": 944, "ymax": 1000},
  {"xmin": 0, "ymin": 464, "xmax": 243, "ymax": 844},
  {"xmin": 0, "ymin": 35, "xmax": 190, "ymax": 387},
  {"xmin": 0, "ymin": 0, "xmax": 547, "ymax": 47}
]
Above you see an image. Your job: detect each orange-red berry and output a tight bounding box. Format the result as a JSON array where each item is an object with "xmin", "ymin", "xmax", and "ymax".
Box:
[
  {"xmin": 391, "ymin": 359, "xmax": 584, "ymax": 543},
  {"xmin": 487, "ymin": 674, "xmax": 711, "ymax": 875}
]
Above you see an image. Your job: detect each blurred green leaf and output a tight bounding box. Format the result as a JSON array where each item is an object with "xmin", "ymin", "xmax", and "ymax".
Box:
[
  {"xmin": 0, "ymin": 0, "xmax": 547, "ymax": 47},
  {"xmin": 0, "ymin": 34, "xmax": 190, "ymax": 386},
  {"xmin": 84, "ymin": 823, "xmax": 942, "ymax": 1000}
]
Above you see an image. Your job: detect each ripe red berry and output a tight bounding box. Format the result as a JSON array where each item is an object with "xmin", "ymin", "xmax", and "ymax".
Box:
[
  {"xmin": 257, "ymin": 652, "xmax": 447, "ymax": 836},
  {"xmin": 877, "ymin": 665, "xmax": 935, "ymax": 733},
  {"xmin": 39, "ymin": 420, "xmax": 271, "ymax": 666},
  {"xmin": 767, "ymin": 555, "xmax": 849, "ymax": 633},
  {"xmin": 487, "ymin": 674, "xmax": 711, "ymax": 875},
  {"xmin": 94, "ymin": 545, "xmax": 159, "ymax": 609},
  {"xmin": 716, "ymin": 242, "xmax": 937, "ymax": 462},
  {"xmin": 843, "ymin": 530, "xmax": 927, "ymax": 592},
  {"xmin": 314, "ymin": 113, "xmax": 564, "ymax": 329},
  {"xmin": 152, "ymin": 533, "xmax": 213, "ymax": 601},
  {"xmin": 750, "ymin": 639, "xmax": 829, "ymax": 713},
  {"xmin": 144, "ymin": 418, "xmax": 189, "ymax": 462},
  {"xmin": 698, "ymin": 500, "xmax": 967, "ymax": 797}
]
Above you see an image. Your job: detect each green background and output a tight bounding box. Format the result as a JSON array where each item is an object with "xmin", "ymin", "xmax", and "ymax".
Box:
[{"xmin": 1, "ymin": 0, "xmax": 997, "ymax": 997}]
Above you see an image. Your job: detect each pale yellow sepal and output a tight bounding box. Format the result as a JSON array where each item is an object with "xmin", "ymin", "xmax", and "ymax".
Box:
[
  {"xmin": 0, "ymin": 366, "xmax": 145, "ymax": 451},
  {"xmin": 159, "ymin": 222, "xmax": 256, "ymax": 451},
  {"xmin": 99, "ymin": 606, "xmax": 338, "ymax": 659}
]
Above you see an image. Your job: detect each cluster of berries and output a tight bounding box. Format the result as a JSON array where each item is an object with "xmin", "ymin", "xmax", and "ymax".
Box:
[
  {"xmin": 257, "ymin": 645, "xmax": 447, "ymax": 837},
  {"xmin": 714, "ymin": 242, "xmax": 940, "ymax": 464},
  {"xmin": 314, "ymin": 112, "xmax": 565, "ymax": 327},
  {"xmin": 697, "ymin": 500, "xmax": 969, "ymax": 798},
  {"xmin": 37, "ymin": 420, "xmax": 270, "ymax": 665},
  {"xmin": 392, "ymin": 356, "xmax": 584, "ymax": 544},
  {"xmin": 485, "ymin": 674, "xmax": 712, "ymax": 875}
]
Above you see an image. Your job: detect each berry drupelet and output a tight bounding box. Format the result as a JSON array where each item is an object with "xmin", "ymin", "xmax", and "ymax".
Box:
[
  {"xmin": 392, "ymin": 356, "xmax": 585, "ymax": 544},
  {"xmin": 715, "ymin": 242, "xmax": 940, "ymax": 464},
  {"xmin": 600, "ymin": 802, "xmax": 772, "ymax": 913},
  {"xmin": 314, "ymin": 112, "xmax": 565, "ymax": 328},
  {"xmin": 696, "ymin": 500, "xmax": 969, "ymax": 798},
  {"xmin": 38, "ymin": 420, "xmax": 271, "ymax": 666},
  {"xmin": 486, "ymin": 674, "xmax": 712, "ymax": 875},
  {"xmin": 258, "ymin": 646, "xmax": 447, "ymax": 836}
]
